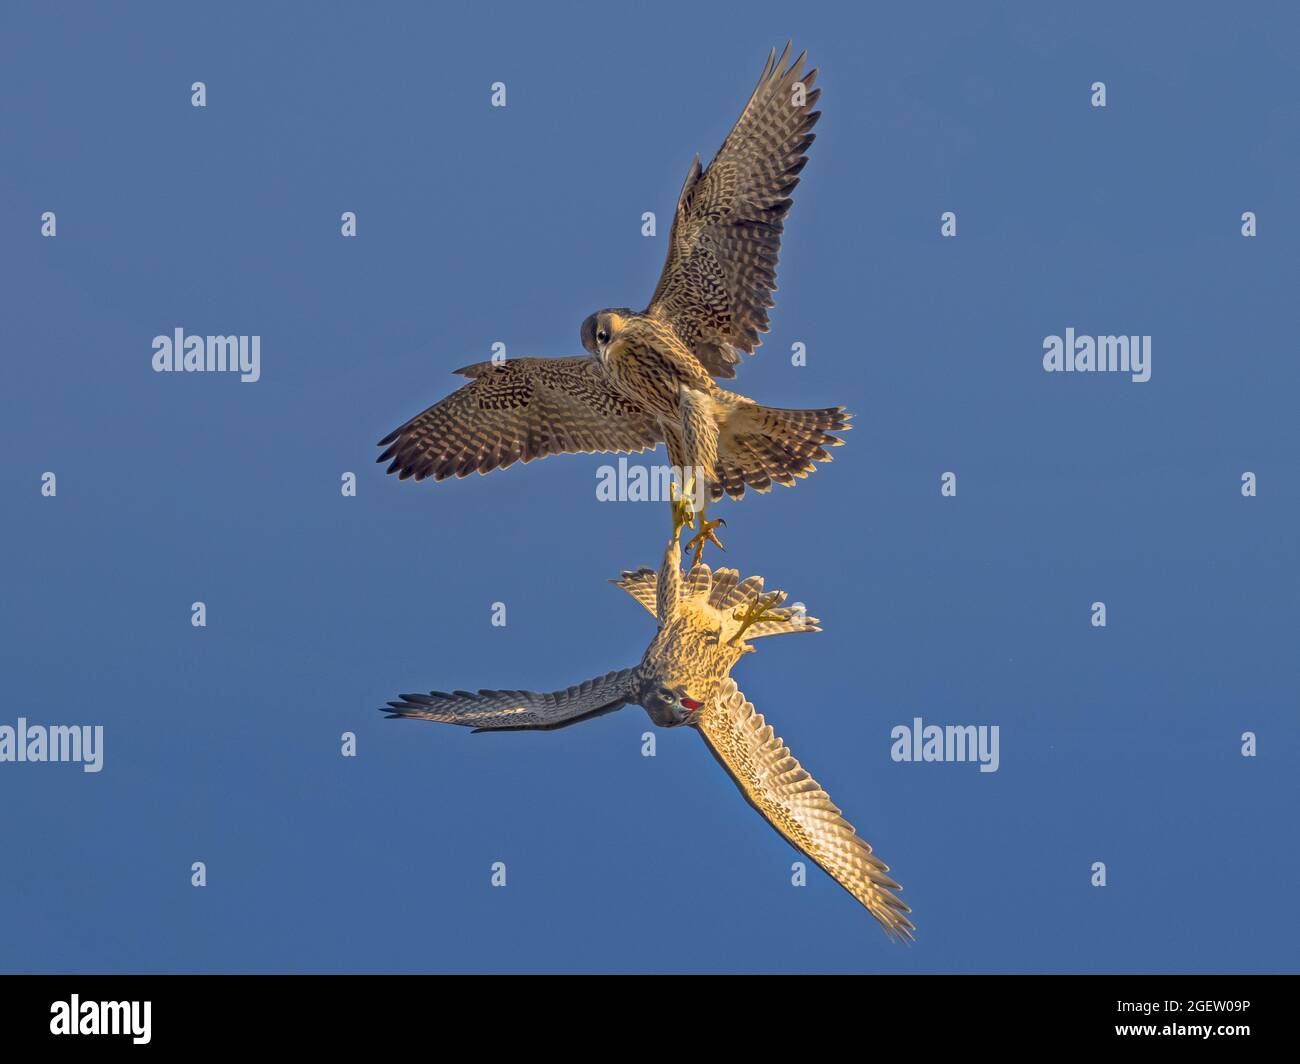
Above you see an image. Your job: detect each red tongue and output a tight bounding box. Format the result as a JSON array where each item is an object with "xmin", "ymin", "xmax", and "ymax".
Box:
[{"xmin": 680, "ymin": 698, "xmax": 702, "ymax": 711}]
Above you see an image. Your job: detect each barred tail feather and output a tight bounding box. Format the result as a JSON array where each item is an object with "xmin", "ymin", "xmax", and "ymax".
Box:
[
  {"xmin": 713, "ymin": 399, "xmax": 850, "ymax": 501},
  {"xmin": 611, "ymin": 564, "xmax": 820, "ymax": 638}
]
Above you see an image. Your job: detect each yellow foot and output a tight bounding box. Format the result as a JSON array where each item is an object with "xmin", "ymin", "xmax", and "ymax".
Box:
[
  {"xmin": 729, "ymin": 591, "xmax": 784, "ymax": 646},
  {"xmin": 669, "ymin": 483, "xmax": 696, "ymax": 539},
  {"xmin": 685, "ymin": 517, "xmax": 726, "ymax": 567}
]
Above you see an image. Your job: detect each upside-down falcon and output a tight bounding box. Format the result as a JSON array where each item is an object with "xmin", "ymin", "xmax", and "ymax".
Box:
[{"xmin": 381, "ymin": 498, "xmax": 913, "ymax": 941}]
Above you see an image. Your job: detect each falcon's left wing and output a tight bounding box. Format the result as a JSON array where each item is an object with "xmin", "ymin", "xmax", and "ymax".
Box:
[
  {"xmin": 694, "ymin": 679, "xmax": 913, "ymax": 940},
  {"xmin": 647, "ymin": 45, "xmax": 821, "ymax": 379}
]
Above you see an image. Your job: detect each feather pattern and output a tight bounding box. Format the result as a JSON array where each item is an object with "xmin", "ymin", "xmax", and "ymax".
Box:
[
  {"xmin": 377, "ymin": 357, "xmax": 661, "ymax": 481},
  {"xmin": 649, "ymin": 44, "xmax": 822, "ymax": 379},
  {"xmin": 696, "ymin": 679, "xmax": 915, "ymax": 942}
]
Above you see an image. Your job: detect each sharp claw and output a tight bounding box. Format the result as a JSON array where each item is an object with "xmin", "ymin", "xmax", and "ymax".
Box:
[{"xmin": 685, "ymin": 516, "xmax": 726, "ymax": 567}]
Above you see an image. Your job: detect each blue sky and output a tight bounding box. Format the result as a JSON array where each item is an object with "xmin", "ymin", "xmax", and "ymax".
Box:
[{"xmin": 0, "ymin": 1, "xmax": 1296, "ymax": 972}]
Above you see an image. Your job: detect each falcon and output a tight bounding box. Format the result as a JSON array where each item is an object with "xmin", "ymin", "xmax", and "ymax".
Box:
[
  {"xmin": 381, "ymin": 496, "xmax": 914, "ymax": 941},
  {"xmin": 378, "ymin": 44, "xmax": 849, "ymax": 543}
]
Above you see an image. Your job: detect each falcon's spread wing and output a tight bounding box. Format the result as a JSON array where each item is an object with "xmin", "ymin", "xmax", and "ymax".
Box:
[
  {"xmin": 648, "ymin": 44, "xmax": 821, "ymax": 379},
  {"xmin": 383, "ymin": 668, "xmax": 636, "ymax": 732},
  {"xmin": 377, "ymin": 357, "xmax": 663, "ymax": 481},
  {"xmin": 695, "ymin": 680, "xmax": 914, "ymax": 940}
]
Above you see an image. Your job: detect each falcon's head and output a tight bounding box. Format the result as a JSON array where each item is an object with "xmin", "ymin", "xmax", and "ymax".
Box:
[
  {"xmin": 639, "ymin": 679, "xmax": 706, "ymax": 728},
  {"xmin": 580, "ymin": 308, "xmax": 633, "ymax": 359}
]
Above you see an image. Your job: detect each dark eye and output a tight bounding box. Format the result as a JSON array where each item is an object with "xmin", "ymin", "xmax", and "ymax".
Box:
[
  {"xmin": 679, "ymin": 697, "xmax": 701, "ymax": 711},
  {"xmin": 596, "ymin": 328, "xmax": 610, "ymax": 344}
]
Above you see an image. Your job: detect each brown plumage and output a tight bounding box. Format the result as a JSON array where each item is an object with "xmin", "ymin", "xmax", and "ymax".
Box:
[
  {"xmin": 377, "ymin": 357, "xmax": 662, "ymax": 481},
  {"xmin": 381, "ymin": 513, "xmax": 914, "ymax": 941},
  {"xmin": 378, "ymin": 44, "xmax": 849, "ymax": 502}
]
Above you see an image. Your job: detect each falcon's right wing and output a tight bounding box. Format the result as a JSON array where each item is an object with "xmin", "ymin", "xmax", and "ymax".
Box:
[
  {"xmin": 695, "ymin": 679, "xmax": 914, "ymax": 940},
  {"xmin": 378, "ymin": 357, "xmax": 663, "ymax": 481},
  {"xmin": 383, "ymin": 668, "xmax": 638, "ymax": 733}
]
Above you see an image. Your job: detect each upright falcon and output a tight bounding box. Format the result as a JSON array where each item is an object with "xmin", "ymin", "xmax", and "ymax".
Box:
[
  {"xmin": 378, "ymin": 44, "xmax": 849, "ymax": 508},
  {"xmin": 380, "ymin": 498, "xmax": 914, "ymax": 941}
]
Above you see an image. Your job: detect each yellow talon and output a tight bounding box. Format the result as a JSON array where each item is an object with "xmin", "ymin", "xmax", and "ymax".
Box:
[
  {"xmin": 685, "ymin": 517, "xmax": 726, "ymax": 567},
  {"xmin": 729, "ymin": 591, "xmax": 783, "ymax": 645}
]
